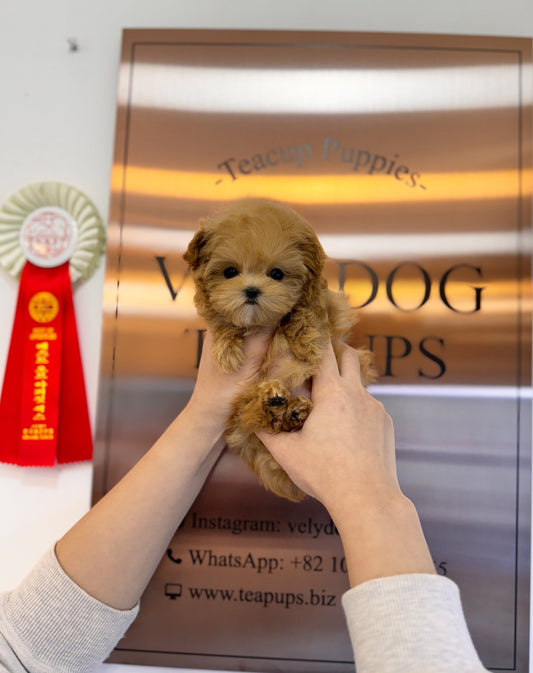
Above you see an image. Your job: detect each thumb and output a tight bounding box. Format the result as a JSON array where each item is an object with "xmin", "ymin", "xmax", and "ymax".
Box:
[
  {"xmin": 240, "ymin": 329, "xmax": 273, "ymax": 378},
  {"xmin": 256, "ymin": 428, "xmax": 279, "ymax": 452},
  {"xmin": 256, "ymin": 428, "xmax": 297, "ymax": 466},
  {"xmin": 256, "ymin": 429, "xmax": 312, "ymax": 500}
]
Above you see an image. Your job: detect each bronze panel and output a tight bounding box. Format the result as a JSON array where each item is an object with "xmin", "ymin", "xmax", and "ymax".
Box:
[{"xmin": 94, "ymin": 29, "xmax": 532, "ymax": 671}]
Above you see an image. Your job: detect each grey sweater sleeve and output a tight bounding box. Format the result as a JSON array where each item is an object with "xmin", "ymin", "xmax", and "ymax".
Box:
[
  {"xmin": 342, "ymin": 573, "xmax": 488, "ymax": 673},
  {"xmin": 0, "ymin": 547, "xmax": 139, "ymax": 673}
]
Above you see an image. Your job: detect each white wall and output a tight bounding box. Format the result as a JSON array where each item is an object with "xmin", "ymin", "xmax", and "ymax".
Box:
[{"xmin": 0, "ymin": 1, "xmax": 531, "ymax": 672}]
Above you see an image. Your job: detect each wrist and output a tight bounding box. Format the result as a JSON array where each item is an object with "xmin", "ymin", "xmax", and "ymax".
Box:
[
  {"xmin": 322, "ymin": 485, "xmax": 407, "ymax": 529},
  {"xmin": 172, "ymin": 400, "xmax": 227, "ymax": 452},
  {"xmin": 330, "ymin": 493, "xmax": 436, "ymax": 587}
]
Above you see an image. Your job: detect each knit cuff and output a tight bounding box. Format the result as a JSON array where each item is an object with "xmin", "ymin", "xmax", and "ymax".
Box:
[
  {"xmin": 0, "ymin": 547, "xmax": 139, "ymax": 673},
  {"xmin": 342, "ymin": 573, "xmax": 486, "ymax": 673}
]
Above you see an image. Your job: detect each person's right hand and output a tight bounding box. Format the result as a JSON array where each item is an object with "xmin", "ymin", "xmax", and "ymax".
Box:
[
  {"xmin": 257, "ymin": 341, "xmax": 401, "ymax": 518},
  {"xmin": 257, "ymin": 342, "xmax": 436, "ymax": 586}
]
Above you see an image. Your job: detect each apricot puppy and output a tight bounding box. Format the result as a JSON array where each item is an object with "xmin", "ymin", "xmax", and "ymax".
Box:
[{"xmin": 184, "ymin": 198, "xmax": 375, "ymax": 501}]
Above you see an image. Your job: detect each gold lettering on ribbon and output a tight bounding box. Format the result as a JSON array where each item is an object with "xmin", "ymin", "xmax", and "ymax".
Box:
[{"xmin": 21, "ymin": 331, "xmax": 57, "ymax": 441}]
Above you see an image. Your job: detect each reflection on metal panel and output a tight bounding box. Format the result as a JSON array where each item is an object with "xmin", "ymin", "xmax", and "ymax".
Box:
[{"xmin": 94, "ymin": 30, "xmax": 532, "ymax": 672}]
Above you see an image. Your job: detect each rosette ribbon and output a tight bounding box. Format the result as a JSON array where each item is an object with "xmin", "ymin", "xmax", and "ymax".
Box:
[{"xmin": 0, "ymin": 183, "xmax": 105, "ymax": 466}]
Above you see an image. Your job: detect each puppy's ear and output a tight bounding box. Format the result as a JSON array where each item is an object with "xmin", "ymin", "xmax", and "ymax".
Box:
[
  {"xmin": 293, "ymin": 229, "xmax": 327, "ymax": 312},
  {"xmin": 298, "ymin": 230, "xmax": 325, "ymax": 277},
  {"xmin": 184, "ymin": 228, "xmax": 209, "ymax": 270}
]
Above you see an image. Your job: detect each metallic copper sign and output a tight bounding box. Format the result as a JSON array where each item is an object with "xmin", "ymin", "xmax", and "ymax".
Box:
[{"xmin": 94, "ymin": 29, "xmax": 532, "ymax": 672}]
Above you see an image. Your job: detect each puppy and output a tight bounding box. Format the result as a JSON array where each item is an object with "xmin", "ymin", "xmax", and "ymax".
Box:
[{"xmin": 184, "ymin": 198, "xmax": 376, "ymax": 501}]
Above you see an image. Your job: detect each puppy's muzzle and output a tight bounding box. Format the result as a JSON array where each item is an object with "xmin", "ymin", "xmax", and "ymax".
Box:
[{"xmin": 244, "ymin": 286, "xmax": 261, "ymax": 304}]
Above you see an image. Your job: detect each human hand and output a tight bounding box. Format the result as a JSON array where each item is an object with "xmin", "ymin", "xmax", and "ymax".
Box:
[
  {"xmin": 185, "ymin": 329, "xmax": 272, "ymax": 434},
  {"xmin": 257, "ymin": 342, "xmax": 401, "ymax": 520},
  {"xmin": 258, "ymin": 343, "xmax": 436, "ymax": 586}
]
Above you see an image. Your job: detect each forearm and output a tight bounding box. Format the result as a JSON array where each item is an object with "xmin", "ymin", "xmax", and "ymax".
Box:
[
  {"xmin": 56, "ymin": 404, "xmax": 224, "ymax": 610},
  {"xmin": 331, "ymin": 494, "xmax": 436, "ymax": 587}
]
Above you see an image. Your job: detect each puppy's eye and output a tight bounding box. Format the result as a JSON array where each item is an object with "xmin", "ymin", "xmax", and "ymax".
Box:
[
  {"xmin": 223, "ymin": 266, "xmax": 239, "ymax": 279},
  {"xmin": 268, "ymin": 268, "xmax": 284, "ymax": 281}
]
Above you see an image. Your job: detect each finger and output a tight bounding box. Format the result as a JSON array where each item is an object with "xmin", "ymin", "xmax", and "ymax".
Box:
[
  {"xmin": 241, "ymin": 329, "xmax": 273, "ymax": 374},
  {"xmin": 312, "ymin": 340, "xmax": 339, "ymax": 384},
  {"xmin": 255, "ymin": 429, "xmax": 293, "ymax": 460},
  {"xmin": 256, "ymin": 429, "xmax": 275, "ymax": 449},
  {"xmin": 306, "ymin": 340, "xmax": 342, "ymax": 404},
  {"xmin": 339, "ymin": 345, "xmax": 363, "ymax": 387},
  {"xmin": 197, "ymin": 330, "xmax": 214, "ymax": 370},
  {"xmin": 242, "ymin": 328, "xmax": 272, "ymax": 358},
  {"xmin": 202, "ymin": 329, "xmax": 213, "ymax": 350}
]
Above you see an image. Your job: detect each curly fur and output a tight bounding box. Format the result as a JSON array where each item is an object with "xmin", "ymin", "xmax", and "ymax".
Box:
[{"xmin": 184, "ymin": 198, "xmax": 376, "ymax": 501}]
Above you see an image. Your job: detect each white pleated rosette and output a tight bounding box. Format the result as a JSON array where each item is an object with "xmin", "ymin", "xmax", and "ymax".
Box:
[{"xmin": 0, "ymin": 182, "xmax": 105, "ymax": 284}]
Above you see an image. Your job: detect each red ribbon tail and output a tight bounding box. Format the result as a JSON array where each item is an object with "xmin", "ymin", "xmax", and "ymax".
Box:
[
  {"xmin": 57, "ymin": 269, "xmax": 93, "ymax": 463},
  {"xmin": 0, "ymin": 275, "xmax": 31, "ymax": 465},
  {"xmin": 0, "ymin": 262, "xmax": 93, "ymax": 466}
]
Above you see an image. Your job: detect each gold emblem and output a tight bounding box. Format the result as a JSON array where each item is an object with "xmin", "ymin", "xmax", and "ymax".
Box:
[{"xmin": 28, "ymin": 292, "xmax": 59, "ymax": 323}]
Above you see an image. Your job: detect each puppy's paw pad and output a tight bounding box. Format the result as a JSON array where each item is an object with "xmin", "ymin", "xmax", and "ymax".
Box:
[
  {"xmin": 258, "ymin": 380, "xmax": 289, "ymax": 404},
  {"xmin": 283, "ymin": 397, "xmax": 312, "ymax": 431},
  {"xmin": 267, "ymin": 395, "xmax": 288, "ymax": 407},
  {"xmin": 258, "ymin": 381, "xmax": 291, "ymax": 432}
]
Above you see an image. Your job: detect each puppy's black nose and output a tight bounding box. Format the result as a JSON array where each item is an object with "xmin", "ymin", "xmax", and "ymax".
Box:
[{"xmin": 244, "ymin": 286, "xmax": 261, "ymax": 301}]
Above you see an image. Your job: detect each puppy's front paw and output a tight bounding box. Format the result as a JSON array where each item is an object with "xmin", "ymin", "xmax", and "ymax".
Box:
[
  {"xmin": 213, "ymin": 341, "xmax": 245, "ymax": 373},
  {"xmin": 284, "ymin": 396, "xmax": 312, "ymax": 432},
  {"xmin": 260, "ymin": 381, "xmax": 311, "ymax": 433},
  {"xmin": 266, "ymin": 394, "xmax": 288, "ymax": 407},
  {"xmin": 258, "ymin": 381, "xmax": 290, "ymax": 432}
]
